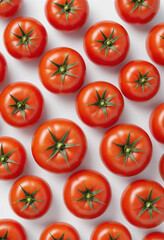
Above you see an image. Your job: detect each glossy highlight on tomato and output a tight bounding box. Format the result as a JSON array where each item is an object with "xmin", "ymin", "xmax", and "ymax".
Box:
[
  {"xmin": 0, "ymin": 52, "xmax": 7, "ymax": 84},
  {"xmin": 0, "ymin": 0, "xmax": 23, "ymax": 19},
  {"xmin": 159, "ymin": 154, "xmax": 164, "ymax": 181},
  {"xmin": 143, "ymin": 232, "xmax": 164, "ymax": 240}
]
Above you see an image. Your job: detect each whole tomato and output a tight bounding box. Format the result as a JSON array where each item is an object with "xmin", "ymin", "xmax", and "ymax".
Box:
[
  {"xmin": 0, "ymin": 219, "xmax": 27, "ymax": 240},
  {"xmin": 146, "ymin": 23, "xmax": 164, "ymax": 65},
  {"xmin": 121, "ymin": 180, "xmax": 164, "ymax": 228},
  {"xmin": 159, "ymin": 154, "xmax": 164, "ymax": 181},
  {"xmin": 45, "ymin": 0, "xmax": 89, "ymax": 32},
  {"xmin": 91, "ymin": 221, "xmax": 132, "ymax": 240},
  {"xmin": 39, "ymin": 47, "xmax": 86, "ymax": 94},
  {"xmin": 119, "ymin": 60, "xmax": 160, "ymax": 102},
  {"xmin": 63, "ymin": 169, "xmax": 111, "ymax": 219},
  {"xmin": 4, "ymin": 17, "xmax": 47, "ymax": 61},
  {"xmin": 0, "ymin": 82, "xmax": 44, "ymax": 128},
  {"xmin": 40, "ymin": 222, "xmax": 80, "ymax": 240},
  {"xmin": 32, "ymin": 118, "xmax": 87, "ymax": 173},
  {"xmin": 115, "ymin": 0, "xmax": 160, "ymax": 25},
  {"xmin": 0, "ymin": 52, "xmax": 7, "ymax": 84},
  {"xmin": 143, "ymin": 232, "xmax": 164, "ymax": 240},
  {"xmin": 149, "ymin": 103, "xmax": 164, "ymax": 143},
  {"xmin": 100, "ymin": 124, "xmax": 152, "ymax": 177},
  {"xmin": 84, "ymin": 21, "xmax": 130, "ymax": 66},
  {"xmin": 0, "ymin": 0, "xmax": 23, "ymax": 19},
  {"xmin": 0, "ymin": 137, "xmax": 26, "ymax": 180},
  {"xmin": 76, "ymin": 81, "xmax": 124, "ymax": 128},
  {"xmin": 9, "ymin": 175, "xmax": 52, "ymax": 219}
]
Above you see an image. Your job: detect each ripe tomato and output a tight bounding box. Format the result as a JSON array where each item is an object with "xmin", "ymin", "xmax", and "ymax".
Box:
[
  {"xmin": 91, "ymin": 221, "xmax": 132, "ymax": 240},
  {"xmin": 143, "ymin": 232, "xmax": 164, "ymax": 240},
  {"xmin": 0, "ymin": 52, "xmax": 7, "ymax": 84},
  {"xmin": 32, "ymin": 118, "xmax": 87, "ymax": 173},
  {"xmin": 0, "ymin": 82, "xmax": 44, "ymax": 128},
  {"xmin": 63, "ymin": 169, "xmax": 111, "ymax": 219},
  {"xmin": 4, "ymin": 17, "xmax": 47, "ymax": 61},
  {"xmin": 119, "ymin": 60, "xmax": 160, "ymax": 102},
  {"xmin": 45, "ymin": 0, "xmax": 89, "ymax": 32},
  {"xmin": 40, "ymin": 222, "xmax": 80, "ymax": 240},
  {"xmin": 84, "ymin": 21, "xmax": 130, "ymax": 66},
  {"xmin": 0, "ymin": 219, "xmax": 27, "ymax": 240},
  {"xmin": 149, "ymin": 103, "xmax": 164, "ymax": 143},
  {"xmin": 0, "ymin": 0, "xmax": 23, "ymax": 19},
  {"xmin": 159, "ymin": 154, "xmax": 164, "ymax": 181},
  {"xmin": 0, "ymin": 137, "xmax": 26, "ymax": 180},
  {"xmin": 115, "ymin": 0, "xmax": 160, "ymax": 25},
  {"xmin": 146, "ymin": 23, "xmax": 164, "ymax": 66},
  {"xmin": 9, "ymin": 175, "xmax": 52, "ymax": 219},
  {"xmin": 76, "ymin": 81, "xmax": 124, "ymax": 128},
  {"xmin": 100, "ymin": 124, "xmax": 152, "ymax": 177},
  {"xmin": 39, "ymin": 47, "xmax": 86, "ymax": 94},
  {"xmin": 121, "ymin": 180, "xmax": 164, "ymax": 228}
]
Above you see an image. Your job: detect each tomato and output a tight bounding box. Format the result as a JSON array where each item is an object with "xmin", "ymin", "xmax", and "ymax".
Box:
[
  {"xmin": 91, "ymin": 221, "xmax": 132, "ymax": 240},
  {"xmin": 4, "ymin": 17, "xmax": 47, "ymax": 61},
  {"xmin": 45, "ymin": 0, "xmax": 89, "ymax": 32},
  {"xmin": 9, "ymin": 175, "xmax": 52, "ymax": 219},
  {"xmin": 143, "ymin": 232, "xmax": 164, "ymax": 240},
  {"xmin": 159, "ymin": 154, "xmax": 164, "ymax": 181},
  {"xmin": 0, "ymin": 52, "xmax": 7, "ymax": 84},
  {"xmin": 84, "ymin": 21, "xmax": 130, "ymax": 66},
  {"xmin": 0, "ymin": 0, "xmax": 23, "ymax": 19},
  {"xmin": 0, "ymin": 82, "xmax": 44, "ymax": 128},
  {"xmin": 32, "ymin": 118, "xmax": 87, "ymax": 173},
  {"xmin": 100, "ymin": 124, "xmax": 152, "ymax": 177},
  {"xmin": 40, "ymin": 222, "xmax": 80, "ymax": 240},
  {"xmin": 0, "ymin": 137, "xmax": 26, "ymax": 180},
  {"xmin": 119, "ymin": 60, "xmax": 160, "ymax": 102},
  {"xmin": 63, "ymin": 169, "xmax": 111, "ymax": 219},
  {"xmin": 121, "ymin": 180, "xmax": 164, "ymax": 228},
  {"xmin": 0, "ymin": 219, "xmax": 27, "ymax": 240},
  {"xmin": 149, "ymin": 103, "xmax": 164, "ymax": 143},
  {"xmin": 146, "ymin": 23, "xmax": 164, "ymax": 66},
  {"xmin": 115, "ymin": 0, "xmax": 160, "ymax": 25},
  {"xmin": 39, "ymin": 47, "xmax": 86, "ymax": 94},
  {"xmin": 76, "ymin": 81, "xmax": 124, "ymax": 128}
]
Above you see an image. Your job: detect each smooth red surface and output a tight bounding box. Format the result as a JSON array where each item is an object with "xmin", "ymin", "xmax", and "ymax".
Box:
[
  {"xmin": 159, "ymin": 154, "xmax": 164, "ymax": 181},
  {"xmin": 0, "ymin": 0, "xmax": 23, "ymax": 19},
  {"xmin": 0, "ymin": 52, "xmax": 7, "ymax": 84},
  {"xmin": 143, "ymin": 232, "xmax": 164, "ymax": 240}
]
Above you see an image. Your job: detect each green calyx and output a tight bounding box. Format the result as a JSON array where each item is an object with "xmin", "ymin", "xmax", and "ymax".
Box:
[
  {"xmin": 112, "ymin": 131, "xmax": 144, "ymax": 165},
  {"xmin": 54, "ymin": 0, "xmax": 80, "ymax": 20},
  {"xmin": 76, "ymin": 185, "xmax": 104, "ymax": 211},
  {"xmin": 160, "ymin": 35, "xmax": 164, "ymax": 40},
  {"xmin": 128, "ymin": 0, "xmax": 151, "ymax": 12},
  {"xmin": 95, "ymin": 29, "xmax": 122, "ymax": 56},
  {"xmin": 134, "ymin": 70, "xmax": 156, "ymax": 91},
  {"xmin": 0, "ymin": 0, "xmax": 13, "ymax": 5},
  {"xmin": 13, "ymin": 185, "xmax": 44, "ymax": 212},
  {"xmin": 49, "ymin": 54, "xmax": 78, "ymax": 85},
  {"xmin": 109, "ymin": 233, "xmax": 121, "ymax": 240},
  {"xmin": 137, "ymin": 188, "xmax": 163, "ymax": 219},
  {"xmin": 0, "ymin": 144, "xmax": 17, "ymax": 173},
  {"xmin": 0, "ymin": 230, "xmax": 8, "ymax": 240},
  {"xmin": 50, "ymin": 233, "xmax": 66, "ymax": 240}
]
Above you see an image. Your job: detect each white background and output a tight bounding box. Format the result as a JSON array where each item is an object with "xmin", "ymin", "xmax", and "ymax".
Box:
[{"xmin": 0, "ymin": 0, "xmax": 164, "ymax": 239}]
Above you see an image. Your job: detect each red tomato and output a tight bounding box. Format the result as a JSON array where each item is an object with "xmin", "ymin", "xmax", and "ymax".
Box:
[
  {"xmin": 121, "ymin": 180, "xmax": 164, "ymax": 228},
  {"xmin": 100, "ymin": 124, "xmax": 152, "ymax": 177},
  {"xmin": 32, "ymin": 118, "xmax": 87, "ymax": 173},
  {"xmin": 39, "ymin": 47, "xmax": 86, "ymax": 94},
  {"xmin": 45, "ymin": 0, "xmax": 89, "ymax": 32},
  {"xmin": 76, "ymin": 81, "xmax": 124, "ymax": 128},
  {"xmin": 0, "ymin": 52, "xmax": 7, "ymax": 84},
  {"xmin": 91, "ymin": 221, "xmax": 132, "ymax": 240},
  {"xmin": 115, "ymin": 0, "xmax": 160, "ymax": 25},
  {"xmin": 149, "ymin": 103, "xmax": 164, "ymax": 143},
  {"xmin": 119, "ymin": 60, "xmax": 160, "ymax": 102},
  {"xmin": 0, "ymin": 137, "xmax": 26, "ymax": 180},
  {"xmin": 159, "ymin": 154, "xmax": 164, "ymax": 181},
  {"xmin": 84, "ymin": 21, "xmax": 130, "ymax": 66},
  {"xmin": 0, "ymin": 219, "xmax": 27, "ymax": 240},
  {"xmin": 146, "ymin": 23, "xmax": 164, "ymax": 65},
  {"xmin": 143, "ymin": 232, "xmax": 164, "ymax": 240},
  {"xmin": 0, "ymin": 82, "xmax": 44, "ymax": 128},
  {"xmin": 63, "ymin": 169, "xmax": 111, "ymax": 219},
  {"xmin": 40, "ymin": 222, "xmax": 80, "ymax": 240},
  {"xmin": 9, "ymin": 175, "xmax": 52, "ymax": 219},
  {"xmin": 0, "ymin": 0, "xmax": 23, "ymax": 19},
  {"xmin": 4, "ymin": 17, "xmax": 47, "ymax": 61}
]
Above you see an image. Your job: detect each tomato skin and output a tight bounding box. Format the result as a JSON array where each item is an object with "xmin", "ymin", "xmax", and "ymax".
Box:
[
  {"xmin": 0, "ymin": 52, "xmax": 7, "ymax": 84},
  {"xmin": 149, "ymin": 103, "xmax": 164, "ymax": 143},
  {"xmin": 4, "ymin": 17, "xmax": 47, "ymax": 61},
  {"xmin": 121, "ymin": 180, "xmax": 164, "ymax": 228},
  {"xmin": 45, "ymin": 0, "xmax": 89, "ymax": 32},
  {"xmin": 40, "ymin": 222, "xmax": 80, "ymax": 240},
  {"xmin": 0, "ymin": 0, "xmax": 23, "ymax": 19},
  {"xmin": 91, "ymin": 221, "xmax": 132, "ymax": 240},
  {"xmin": 0, "ymin": 219, "xmax": 27, "ymax": 240},
  {"xmin": 76, "ymin": 81, "xmax": 124, "ymax": 128},
  {"xmin": 9, "ymin": 175, "xmax": 52, "ymax": 219},
  {"xmin": 146, "ymin": 23, "xmax": 164, "ymax": 66},
  {"xmin": 84, "ymin": 21, "xmax": 130, "ymax": 66},
  {"xmin": 143, "ymin": 232, "xmax": 164, "ymax": 240},
  {"xmin": 39, "ymin": 47, "xmax": 86, "ymax": 94},
  {"xmin": 159, "ymin": 154, "xmax": 164, "ymax": 181},
  {"xmin": 63, "ymin": 169, "xmax": 111, "ymax": 219},
  {"xmin": 119, "ymin": 60, "xmax": 160, "ymax": 102},
  {"xmin": 115, "ymin": 0, "xmax": 160, "ymax": 25}
]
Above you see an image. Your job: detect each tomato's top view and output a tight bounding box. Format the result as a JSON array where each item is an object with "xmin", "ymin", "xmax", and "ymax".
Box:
[
  {"xmin": 143, "ymin": 232, "xmax": 164, "ymax": 240},
  {"xmin": 0, "ymin": 52, "xmax": 7, "ymax": 84},
  {"xmin": 0, "ymin": 0, "xmax": 23, "ymax": 19}
]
